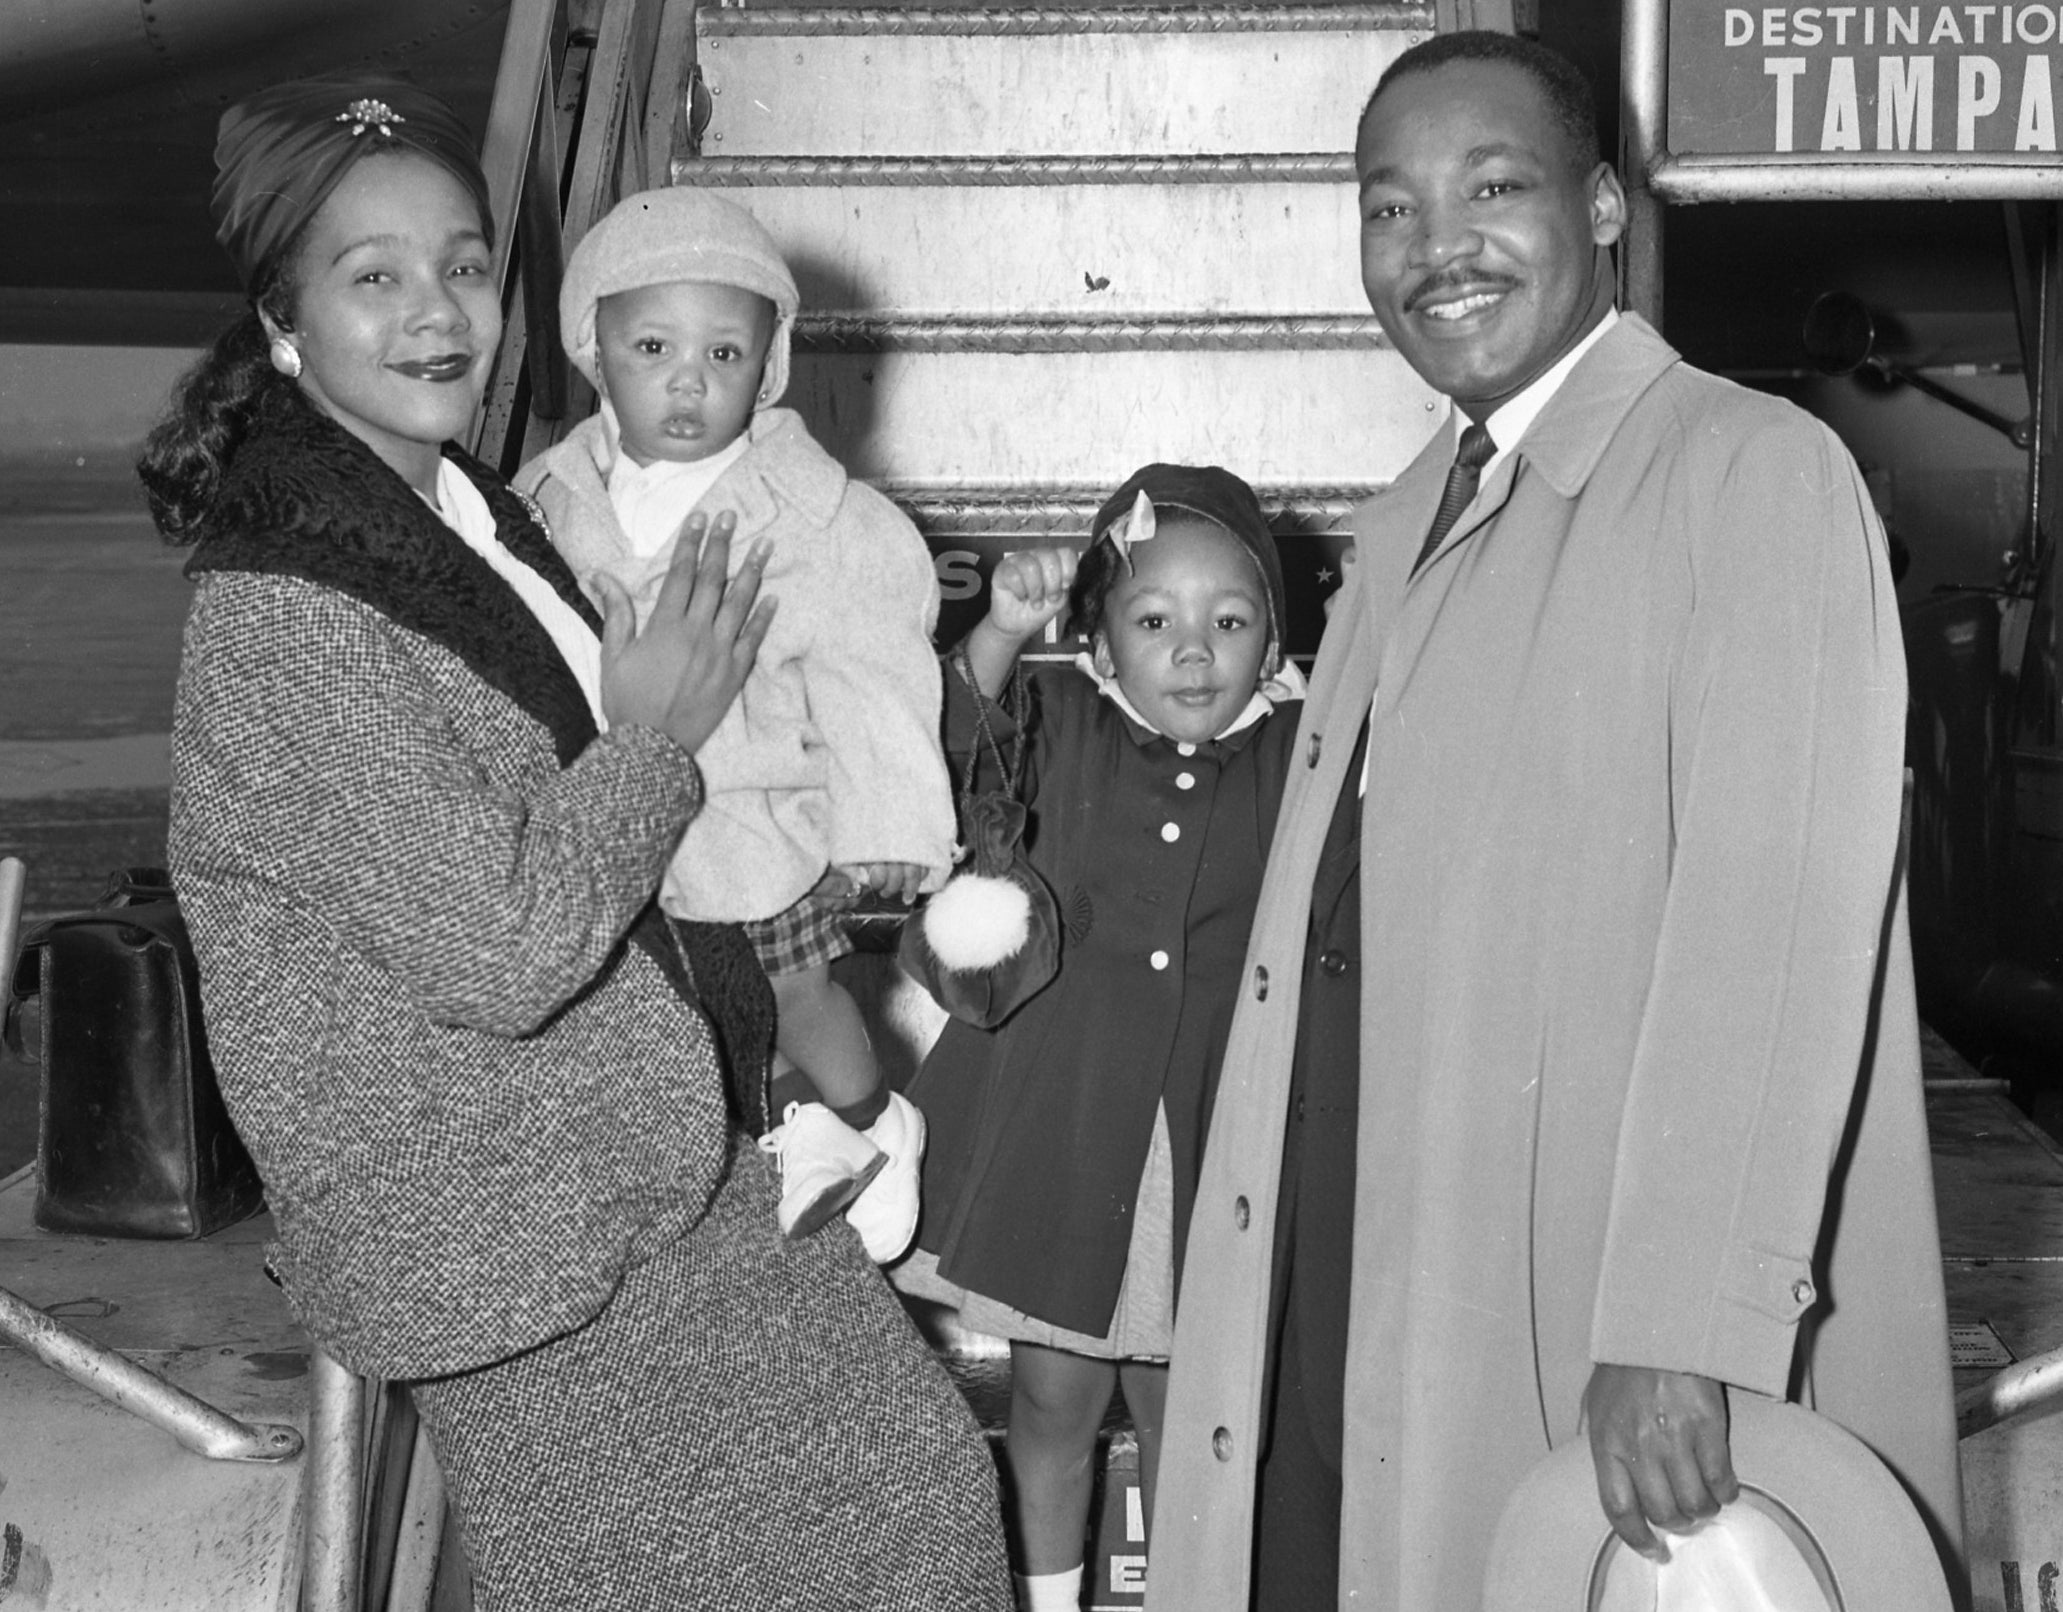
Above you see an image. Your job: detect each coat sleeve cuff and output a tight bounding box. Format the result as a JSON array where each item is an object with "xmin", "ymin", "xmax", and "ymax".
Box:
[
  {"xmin": 568, "ymin": 723, "xmax": 704, "ymax": 855},
  {"xmin": 1592, "ymin": 1241, "xmax": 1816, "ymax": 1398}
]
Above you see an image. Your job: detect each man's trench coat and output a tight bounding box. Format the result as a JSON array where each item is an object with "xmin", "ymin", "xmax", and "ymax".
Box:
[{"xmin": 1150, "ymin": 314, "xmax": 1962, "ymax": 1608}]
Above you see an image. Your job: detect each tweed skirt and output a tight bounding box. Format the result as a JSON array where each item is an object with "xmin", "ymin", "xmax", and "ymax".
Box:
[
  {"xmin": 411, "ymin": 1143, "xmax": 1011, "ymax": 1611},
  {"xmin": 745, "ymin": 886, "xmax": 854, "ymax": 975}
]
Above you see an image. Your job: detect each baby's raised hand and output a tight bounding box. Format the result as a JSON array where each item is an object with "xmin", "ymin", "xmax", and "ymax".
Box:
[
  {"xmin": 987, "ymin": 547, "xmax": 1080, "ymax": 640},
  {"xmin": 836, "ymin": 862, "xmax": 927, "ymax": 905}
]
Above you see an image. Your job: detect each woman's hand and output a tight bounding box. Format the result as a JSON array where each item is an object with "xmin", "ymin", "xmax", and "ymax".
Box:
[{"xmin": 595, "ymin": 510, "xmax": 776, "ymax": 756}]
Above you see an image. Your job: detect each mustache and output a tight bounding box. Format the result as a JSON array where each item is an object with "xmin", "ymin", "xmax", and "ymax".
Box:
[{"xmin": 1404, "ymin": 270, "xmax": 1520, "ymax": 313}]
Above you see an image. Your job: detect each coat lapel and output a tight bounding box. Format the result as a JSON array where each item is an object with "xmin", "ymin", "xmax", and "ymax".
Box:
[{"xmin": 1375, "ymin": 314, "xmax": 1682, "ymax": 579}]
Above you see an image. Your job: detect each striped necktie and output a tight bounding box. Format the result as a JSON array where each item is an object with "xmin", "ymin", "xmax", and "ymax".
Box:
[{"xmin": 1410, "ymin": 422, "xmax": 1497, "ymax": 576}]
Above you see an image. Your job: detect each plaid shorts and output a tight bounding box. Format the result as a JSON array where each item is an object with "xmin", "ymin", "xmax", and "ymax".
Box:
[{"xmin": 744, "ymin": 886, "xmax": 854, "ymax": 976}]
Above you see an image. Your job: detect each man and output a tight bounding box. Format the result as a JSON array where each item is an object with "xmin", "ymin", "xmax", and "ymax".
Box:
[{"xmin": 1148, "ymin": 30, "xmax": 1962, "ymax": 1610}]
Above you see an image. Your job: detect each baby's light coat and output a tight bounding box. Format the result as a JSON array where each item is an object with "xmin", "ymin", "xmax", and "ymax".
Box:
[{"xmin": 521, "ymin": 407, "xmax": 955, "ymax": 920}]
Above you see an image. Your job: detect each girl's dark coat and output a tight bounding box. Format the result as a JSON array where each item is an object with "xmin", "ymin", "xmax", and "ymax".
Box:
[{"xmin": 909, "ymin": 665, "xmax": 1299, "ymax": 1337}]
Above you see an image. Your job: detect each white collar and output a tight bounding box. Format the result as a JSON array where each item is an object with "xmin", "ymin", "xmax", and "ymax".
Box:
[
  {"xmin": 1071, "ymin": 652, "xmax": 1308, "ymax": 746},
  {"xmin": 1478, "ymin": 306, "xmax": 1618, "ymax": 477},
  {"xmin": 427, "ymin": 458, "xmax": 496, "ymax": 545}
]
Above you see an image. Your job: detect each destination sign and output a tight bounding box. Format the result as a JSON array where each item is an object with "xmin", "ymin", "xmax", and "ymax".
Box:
[{"xmin": 1668, "ymin": 2, "xmax": 2063, "ymax": 155}]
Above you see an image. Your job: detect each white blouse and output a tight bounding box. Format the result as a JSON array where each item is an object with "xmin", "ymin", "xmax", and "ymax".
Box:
[{"xmin": 429, "ymin": 459, "xmax": 608, "ymax": 733}]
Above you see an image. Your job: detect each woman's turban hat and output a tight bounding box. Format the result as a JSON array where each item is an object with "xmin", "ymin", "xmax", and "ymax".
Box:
[{"xmin": 212, "ymin": 72, "xmax": 492, "ymax": 292}]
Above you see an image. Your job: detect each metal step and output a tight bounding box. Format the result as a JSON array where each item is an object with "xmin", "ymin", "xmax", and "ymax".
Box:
[
  {"xmin": 675, "ymin": 151, "xmax": 1351, "ymax": 183},
  {"xmin": 882, "ymin": 483, "xmax": 1373, "ymax": 537},
  {"xmin": 794, "ymin": 313, "xmax": 1389, "ymax": 352},
  {"xmin": 673, "ymin": 181, "xmax": 1369, "ymax": 317},
  {"xmin": 788, "ymin": 344, "xmax": 1441, "ymax": 485},
  {"xmin": 696, "ymin": 4, "xmax": 1421, "ymax": 158}
]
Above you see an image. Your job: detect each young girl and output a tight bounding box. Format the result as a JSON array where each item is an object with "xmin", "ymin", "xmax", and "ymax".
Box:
[{"xmin": 895, "ymin": 463, "xmax": 1306, "ymax": 1612}]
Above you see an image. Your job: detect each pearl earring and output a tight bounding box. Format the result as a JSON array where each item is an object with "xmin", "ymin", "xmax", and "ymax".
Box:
[{"xmin": 269, "ymin": 337, "xmax": 303, "ymax": 379}]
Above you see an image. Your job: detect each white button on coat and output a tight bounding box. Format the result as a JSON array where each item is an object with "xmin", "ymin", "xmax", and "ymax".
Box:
[
  {"xmin": 1162, "ymin": 822, "xmax": 1181, "ymax": 843},
  {"xmin": 1176, "ymin": 772, "xmax": 1196, "ymax": 790},
  {"xmin": 1150, "ymin": 950, "xmax": 1170, "ymax": 970}
]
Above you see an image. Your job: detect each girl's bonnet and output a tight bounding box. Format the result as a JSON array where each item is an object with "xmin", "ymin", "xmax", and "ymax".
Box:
[{"xmin": 1080, "ymin": 461, "xmax": 1290, "ymax": 662}]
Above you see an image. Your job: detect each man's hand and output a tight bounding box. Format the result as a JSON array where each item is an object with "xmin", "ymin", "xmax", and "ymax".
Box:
[
  {"xmin": 1583, "ymin": 1364, "xmax": 1739, "ymax": 1562},
  {"xmin": 596, "ymin": 510, "xmax": 776, "ymax": 756}
]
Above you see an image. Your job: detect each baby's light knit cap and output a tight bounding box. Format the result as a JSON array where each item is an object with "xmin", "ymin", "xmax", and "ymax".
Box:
[{"xmin": 560, "ymin": 187, "xmax": 802, "ymax": 404}]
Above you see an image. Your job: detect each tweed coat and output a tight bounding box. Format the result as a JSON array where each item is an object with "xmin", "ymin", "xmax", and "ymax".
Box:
[
  {"xmin": 167, "ymin": 390, "xmax": 1010, "ymax": 1607},
  {"xmin": 518, "ymin": 407, "xmax": 955, "ymax": 922},
  {"xmin": 1149, "ymin": 315, "xmax": 1961, "ymax": 1609}
]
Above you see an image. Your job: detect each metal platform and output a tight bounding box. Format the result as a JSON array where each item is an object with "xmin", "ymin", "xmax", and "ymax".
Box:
[
  {"xmin": 1933, "ymin": 1083, "xmax": 2063, "ymax": 1612},
  {"xmin": 0, "ymin": 1168, "xmax": 307, "ymax": 1610}
]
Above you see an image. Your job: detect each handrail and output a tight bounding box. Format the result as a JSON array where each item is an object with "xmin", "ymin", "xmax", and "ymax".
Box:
[
  {"xmin": 472, "ymin": 0, "xmax": 683, "ymax": 471},
  {"xmin": 474, "ymin": 0, "xmax": 570, "ymax": 468},
  {"xmin": 480, "ymin": 0, "xmax": 558, "ymax": 304},
  {"xmin": 0, "ymin": 857, "xmax": 23, "ymax": 988},
  {"xmin": 302, "ymin": 1352, "xmax": 369, "ymax": 1612},
  {"xmin": 0, "ymin": 1283, "xmax": 303, "ymax": 1463},
  {"xmin": 563, "ymin": 0, "xmax": 675, "ymax": 260},
  {"xmin": 1958, "ymin": 1341, "xmax": 2063, "ymax": 1440}
]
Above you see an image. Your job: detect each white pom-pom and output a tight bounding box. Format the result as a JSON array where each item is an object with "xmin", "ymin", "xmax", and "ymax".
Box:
[{"xmin": 923, "ymin": 873, "xmax": 1033, "ymax": 971}]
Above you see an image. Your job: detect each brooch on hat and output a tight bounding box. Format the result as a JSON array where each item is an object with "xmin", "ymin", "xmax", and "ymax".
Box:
[
  {"xmin": 1103, "ymin": 489, "xmax": 1156, "ymax": 573},
  {"xmin": 337, "ymin": 98, "xmax": 406, "ymax": 139}
]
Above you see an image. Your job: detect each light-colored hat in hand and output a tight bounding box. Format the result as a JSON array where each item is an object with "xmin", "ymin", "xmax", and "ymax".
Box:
[
  {"xmin": 1481, "ymin": 1393, "xmax": 1951, "ymax": 1611},
  {"xmin": 559, "ymin": 187, "xmax": 801, "ymax": 403}
]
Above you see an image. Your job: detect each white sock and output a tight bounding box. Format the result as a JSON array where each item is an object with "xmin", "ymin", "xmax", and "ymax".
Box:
[{"xmin": 1013, "ymin": 1565, "xmax": 1084, "ymax": 1612}]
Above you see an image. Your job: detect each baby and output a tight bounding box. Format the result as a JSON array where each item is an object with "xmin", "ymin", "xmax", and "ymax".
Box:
[{"xmin": 519, "ymin": 188, "xmax": 953, "ymax": 1261}]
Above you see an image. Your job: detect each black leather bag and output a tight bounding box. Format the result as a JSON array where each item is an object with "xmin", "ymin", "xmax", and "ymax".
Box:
[{"xmin": 4, "ymin": 869, "xmax": 263, "ymax": 1238}]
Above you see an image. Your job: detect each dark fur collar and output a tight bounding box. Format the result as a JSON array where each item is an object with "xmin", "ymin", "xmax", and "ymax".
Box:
[{"xmin": 188, "ymin": 389, "xmax": 601, "ymax": 767}]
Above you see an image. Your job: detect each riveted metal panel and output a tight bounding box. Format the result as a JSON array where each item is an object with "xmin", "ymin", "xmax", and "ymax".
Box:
[
  {"xmin": 786, "ymin": 345, "xmax": 1442, "ymax": 486},
  {"xmin": 698, "ymin": 26, "xmax": 1417, "ymax": 157},
  {"xmin": 688, "ymin": 182, "xmax": 1370, "ymax": 316}
]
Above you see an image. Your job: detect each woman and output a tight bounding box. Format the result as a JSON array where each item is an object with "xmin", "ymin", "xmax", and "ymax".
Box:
[{"xmin": 139, "ymin": 73, "xmax": 1009, "ymax": 1609}]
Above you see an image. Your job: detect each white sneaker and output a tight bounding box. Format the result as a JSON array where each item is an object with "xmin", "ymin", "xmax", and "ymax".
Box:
[
  {"xmin": 845, "ymin": 1091, "xmax": 926, "ymax": 1263},
  {"xmin": 757, "ymin": 1101, "xmax": 885, "ymax": 1240}
]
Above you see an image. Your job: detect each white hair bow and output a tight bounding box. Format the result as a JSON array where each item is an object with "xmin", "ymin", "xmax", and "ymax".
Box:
[{"xmin": 1105, "ymin": 490, "xmax": 1156, "ymax": 573}]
